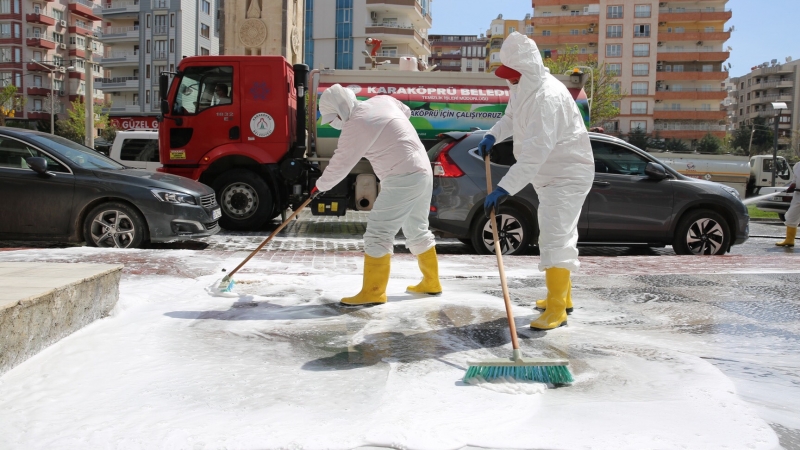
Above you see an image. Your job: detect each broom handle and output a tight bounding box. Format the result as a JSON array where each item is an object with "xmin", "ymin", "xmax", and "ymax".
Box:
[
  {"xmin": 485, "ymin": 155, "xmax": 520, "ymax": 351},
  {"xmin": 225, "ymin": 196, "xmax": 314, "ymax": 278}
]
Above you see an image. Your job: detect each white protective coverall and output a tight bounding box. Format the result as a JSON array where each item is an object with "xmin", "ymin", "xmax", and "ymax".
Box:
[
  {"xmin": 487, "ymin": 32, "xmax": 594, "ymax": 272},
  {"xmin": 316, "ymin": 85, "xmax": 436, "ymax": 257},
  {"xmin": 785, "ymin": 161, "xmax": 800, "ymax": 227}
]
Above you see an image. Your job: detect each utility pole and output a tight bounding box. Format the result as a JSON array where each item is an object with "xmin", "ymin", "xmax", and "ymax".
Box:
[
  {"xmin": 747, "ymin": 127, "xmax": 755, "ymax": 156},
  {"xmin": 772, "ymin": 113, "xmax": 780, "ymax": 187},
  {"xmin": 85, "ymin": 35, "xmax": 94, "ymax": 148}
]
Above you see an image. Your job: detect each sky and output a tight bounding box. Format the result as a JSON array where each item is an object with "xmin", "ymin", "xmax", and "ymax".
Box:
[{"xmin": 429, "ymin": 0, "xmax": 800, "ymax": 78}]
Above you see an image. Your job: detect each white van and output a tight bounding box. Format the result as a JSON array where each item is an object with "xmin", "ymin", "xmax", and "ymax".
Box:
[{"xmin": 109, "ymin": 130, "xmax": 160, "ymax": 171}]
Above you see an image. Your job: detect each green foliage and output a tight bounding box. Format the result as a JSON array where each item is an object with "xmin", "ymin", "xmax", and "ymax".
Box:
[
  {"xmin": 542, "ymin": 46, "xmax": 623, "ymax": 127},
  {"xmin": 648, "ymin": 131, "xmax": 666, "ymax": 151},
  {"xmin": 665, "ymin": 138, "xmax": 690, "ymax": 152},
  {"xmin": 697, "ymin": 133, "xmax": 722, "ymax": 153},
  {"xmin": 56, "ymin": 98, "xmax": 110, "ymax": 145},
  {"xmin": 626, "ymin": 127, "xmax": 649, "ymax": 150},
  {"xmin": 731, "ymin": 116, "xmax": 774, "ymax": 155},
  {"xmin": 0, "ymin": 85, "xmax": 27, "ymax": 126}
]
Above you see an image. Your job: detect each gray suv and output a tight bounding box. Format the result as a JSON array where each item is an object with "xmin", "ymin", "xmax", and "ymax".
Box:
[{"xmin": 427, "ymin": 131, "xmax": 749, "ymax": 255}]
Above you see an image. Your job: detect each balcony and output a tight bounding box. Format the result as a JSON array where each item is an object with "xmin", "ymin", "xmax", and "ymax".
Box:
[
  {"xmin": 102, "ymin": 0, "xmax": 139, "ymax": 16},
  {"xmin": 364, "ymin": 23, "xmax": 431, "ymax": 55},
  {"xmin": 101, "ymin": 50, "xmax": 138, "ymax": 66},
  {"xmin": 26, "ymin": 9, "xmax": 57, "ymax": 26},
  {"xmin": 103, "ymin": 25, "xmax": 139, "ymax": 42},
  {"xmin": 653, "ymin": 107, "xmax": 726, "ymax": 120},
  {"xmin": 108, "ymin": 103, "xmax": 142, "ymax": 113},
  {"xmin": 658, "ymin": 8, "xmax": 732, "ymax": 23},
  {"xmin": 753, "ymin": 80, "xmax": 794, "ymax": 90},
  {"xmin": 152, "ymin": 51, "xmax": 167, "ymax": 61},
  {"xmin": 533, "ymin": 0, "xmax": 599, "ymax": 5},
  {"xmin": 26, "ymin": 32, "xmax": 57, "ymax": 49},
  {"xmin": 152, "ymin": 0, "xmax": 169, "ymax": 9},
  {"xmin": 366, "ymin": 0, "xmax": 431, "ymax": 28},
  {"xmin": 657, "ymin": 30, "xmax": 731, "ymax": 42},
  {"xmin": 68, "ymin": 0, "xmax": 102, "ymax": 21},
  {"xmin": 69, "ymin": 23, "xmax": 96, "ymax": 37},
  {"xmin": 26, "ymin": 61, "xmax": 58, "ymax": 72},
  {"xmin": 656, "ymin": 70, "xmax": 727, "ymax": 81},
  {"xmin": 531, "ymin": 32, "xmax": 599, "ymax": 46},
  {"xmin": 0, "ymin": 32, "xmax": 22, "ymax": 45},
  {"xmin": 532, "ymin": 11, "xmax": 600, "ymax": 26},
  {"xmin": 153, "ymin": 25, "xmax": 168, "ymax": 36},
  {"xmin": 657, "ymin": 49, "xmax": 729, "ymax": 62},
  {"xmin": 750, "ymin": 94, "xmax": 793, "ymax": 104},
  {"xmin": 655, "ymin": 88, "xmax": 728, "ymax": 101},
  {"xmin": 27, "ymin": 85, "xmax": 53, "ymax": 96},
  {"xmin": 95, "ymin": 76, "xmax": 139, "ymax": 90}
]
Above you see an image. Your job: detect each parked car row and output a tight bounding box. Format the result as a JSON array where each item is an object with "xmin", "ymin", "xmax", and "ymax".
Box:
[{"xmin": 0, "ymin": 128, "xmax": 220, "ymax": 248}]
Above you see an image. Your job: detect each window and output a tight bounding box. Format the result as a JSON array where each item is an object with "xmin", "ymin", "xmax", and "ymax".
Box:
[
  {"xmin": 200, "ymin": 24, "xmax": 210, "ymax": 38},
  {"xmin": 200, "ymin": 47, "xmax": 210, "ymax": 55},
  {"xmin": 634, "ymin": 24, "xmax": 650, "ymax": 37},
  {"xmin": 704, "ymin": 26, "xmax": 715, "ymax": 32},
  {"xmin": 0, "ymin": 138, "xmax": 69, "ymax": 172},
  {"xmin": 172, "ymin": 65, "xmax": 233, "ymax": 115},
  {"xmin": 631, "ymin": 82, "xmax": 648, "ymax": 95},
  {"xmin": 611, "ymin": 101, "xmax": 620, "ymax": 109},
  {"xmin": 610, "ymin": 82, "xmax": 621, "ymax": 94},
  {"xmin": 633, "ymin": 63, "xmax": 649, "ymax": 76},
  {"xmin": 607, "ymin": 25, "xmax": 622, "ymax": 38},
  {"xmin": 606, "ymin": 63, "xmax": 621, "ymax": 76},
  {"xmin": 120, "ymin": 139, "xmax": 159, "ymax": 162},
  {"xmin": 607, "ymin": 5, "xmax": 623, "ymax": 19},
  {"xmin": 603, "ymin": 121, "xmax": 619, "ymax": 132},
  {"xmin": 146, "ymin": 89, "xmax": 150, "ymax": 104},
  {"xmin": 570, "ymin": 29, "xmax": 579, "ymax": 35},
  {"xmin": 634, "ymin": 4, "xmax": 651, "ymax": 17},
  {"xmin": 633, "ymin": 43, "xmax": 649, "ymax": 57},
  {"xmin": 201, "ymin": 0, "xmax": 210, "ymax": 14},
  {"xmin": 702, "ymin": 64, "xmax": 713, "ymax": 72},
  {"xmin": 606, "ymin": 44, "xmax": 622, "ymax": 57},
  {"xmin": 170, "ymin": 39, "xmax": 174, "ymax": 53},
  {"xmin": 672, "ymin": 64, "xmax": 683, "ymax": 72},
  {"xmin": 701, "ymin": 104, "xmax": 711, "ymax": 111},
  {"xmin": 542, "ymin": 30, "xmax": 551, "ymax": 36},
  {"xmin": 146, "ymin": 64, "xmax": 150, "ymax": 78},
  {"xmin": 33, "ymin": 99, "xmax": 42, "ymax": 111},
  {"xmin": 670, "ymin": 103, "xmax": 681, "ymax": 110},
  {"xmin": 146, "ymin": 14, "xmax": 151, "ymax": 28},
  {"xmin": 630, "ymin": 120, "xmax": 647, "ymax": 131},
  {"xmin": 146, "ymin": 40, "xmax": 150, "ymax": 53},
  {"xmin": 631, "ymin": 101, "xmax": 647, "ymax": 114},
  {"xmin": 171, "ymin": 13, "xmax": 175, "ymax": 27},
  {"xmin": 591, "ymin": 141, "xmax": 651, "ymax": 176}
]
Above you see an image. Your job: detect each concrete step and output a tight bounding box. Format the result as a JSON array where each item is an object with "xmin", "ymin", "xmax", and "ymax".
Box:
[{"xmin": 0, "ymin": 262, "xmax": 123, "ymax": 376}]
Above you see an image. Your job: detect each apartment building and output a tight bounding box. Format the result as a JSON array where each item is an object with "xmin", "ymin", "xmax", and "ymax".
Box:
[
  {"xmin": 1, "ymin": 0, "xmax": 104, "ymax": 123},
  {"xmin": 729, "ymin": 58, "xmax": 799, "ymax": 153},
  {"xmin": 531, "ymin": 0, "xmax": 731, "ymax": 144},
  {"xmin": 429, "ymin": 34, "xmax": 487, "ymax": 73},
  {"xmin": 486, "ymin": 14, "xmax": 533, "ymax": 73},
  {"xmin": 306, "ymin": 0, "xmax": 431, "ymax": 70},
  {"xmin": 99, "ymin": 0, "xmax": 219, "ymax": 121}
]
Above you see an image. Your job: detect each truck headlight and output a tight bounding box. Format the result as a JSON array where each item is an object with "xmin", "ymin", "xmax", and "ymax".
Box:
[
  {"xmin": 720, "ymin": 185, "xmax": 740, "ymax": 200},
  {"xmin": 151, "ymin": 189, "xmax": 197, "ymax": 205}
]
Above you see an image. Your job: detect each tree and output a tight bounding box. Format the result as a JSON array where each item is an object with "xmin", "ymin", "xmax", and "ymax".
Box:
[
  {"xmin": 648, "ymin": 131, "xmax": 666, "ymax": 151},
  {"xmin": 665, "ymin": 138, "xmax": 690, "ymax": 152},
  {"xmin": 731, "ymin": 117, "xmax": 774, "ymax": 155},
  {"xmin": 626, "ymin": 127, "xmax": 649, "ymax": 150},
  {"xmin": 56, "ymin": 98, "xmax": 110, "ymax": 145},
  {"xmin": 0, "ymin": 85, "xmax": 27, "ymax": 127},
  {"xmin": 542, "ymin": 46, "xmax": 623, "ymax": 127},
  {"xmin": 697, "ymin": 133, "xmax": 722, "ymax": 153}
]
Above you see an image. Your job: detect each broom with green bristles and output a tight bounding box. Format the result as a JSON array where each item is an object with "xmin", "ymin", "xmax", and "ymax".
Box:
[{"xmin": 462, "ymin": 156, "xmax": 574, "ymax": 385}]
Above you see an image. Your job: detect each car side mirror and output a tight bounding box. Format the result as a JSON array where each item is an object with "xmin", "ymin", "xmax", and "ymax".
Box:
[
  {"xmin": 26, "ymin": 157, "xmax": 54, "ymax": 177},
  {"xmin": 645, "ymin": 162, "xmax": 667, "ymax": 180}
]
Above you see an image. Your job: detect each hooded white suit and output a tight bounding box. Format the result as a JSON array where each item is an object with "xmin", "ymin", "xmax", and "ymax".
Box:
[
  {"xmin": 487, "ymin": 32, "xmax": 594, "ymax": 272},
  {"xmin": 316, "ymin": 84, "xmax": 436, "ymax": 258}
]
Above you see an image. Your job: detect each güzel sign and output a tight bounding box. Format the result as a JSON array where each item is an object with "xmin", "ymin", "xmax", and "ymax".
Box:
[{"xmin": 109, "ymin": 116, "xmax": 160, "ymax": 130}]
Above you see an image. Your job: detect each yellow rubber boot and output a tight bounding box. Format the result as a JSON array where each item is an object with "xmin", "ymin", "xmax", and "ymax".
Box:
[
  {"xmin": 406, "ymin": 247, "xmax": 443, "ymax": 295},
  {"xmin": 530, "ymin": 268, "xmax": 570, "ymax": 330},
  {"xmin": 776, "ymin": 226, "xmax": 797, "ymax": 247},
  {"xmin": 535, "ymin": 279, "xmax": 573, "ymax": 314},
  {"xmin": 341, "ymin": 254, "xmax": 391, "ymax": 306}
]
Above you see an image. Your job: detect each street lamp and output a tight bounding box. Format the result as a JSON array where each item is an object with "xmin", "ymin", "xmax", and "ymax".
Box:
[
  {"xmin": 28, "ymin": 59, "xmax": 66, "ymax": 135},
  {"xmin": 771, "ymin": 101, "xmax": 788, "ymax": 187}
]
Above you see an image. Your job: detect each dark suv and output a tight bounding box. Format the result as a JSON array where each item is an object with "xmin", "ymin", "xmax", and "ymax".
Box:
[{"xmin": 427, "ymin": 131, "xmax": 749, "ymax": 255}]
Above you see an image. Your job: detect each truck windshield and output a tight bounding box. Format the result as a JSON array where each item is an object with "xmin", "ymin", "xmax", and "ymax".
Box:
[{"xmin": 172, "ymin": 66, "xmax": 233, "ymax": 115}]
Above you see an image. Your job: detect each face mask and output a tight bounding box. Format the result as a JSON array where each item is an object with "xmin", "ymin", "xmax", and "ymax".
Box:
[{"xmin": 329, "ymin": 118, "xmax": 344, "ymax": 130}]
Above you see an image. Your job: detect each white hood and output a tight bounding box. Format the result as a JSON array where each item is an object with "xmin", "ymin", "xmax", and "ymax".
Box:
[
  {"xmin": 498, "ymin": 32, "xmax": 547, "ymax": 91},
  {"xmin": 319, "ymin": 84, "xmax": 359, "ymax": 129}
]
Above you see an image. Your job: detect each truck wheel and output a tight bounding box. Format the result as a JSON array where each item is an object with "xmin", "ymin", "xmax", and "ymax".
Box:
[
  {"xmin": 213, "ymin": 169, "xmax": 274, "ymax": 231},
  {"xmin": 672, "ymin": 210, "xmax": 730, "ymax": 256},
  {"xmin": 470, "ymin": 205, "xmax": 533, "ymax": 255}
]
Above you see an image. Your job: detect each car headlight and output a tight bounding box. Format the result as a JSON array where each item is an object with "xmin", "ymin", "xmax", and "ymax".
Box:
[
  {"xmin": 720, "ymin": 185, "xmax": 740, "ymax": 200},
  {"xmin": 151, "ymin": 189, "xmax": 197, "ymax": 205}
]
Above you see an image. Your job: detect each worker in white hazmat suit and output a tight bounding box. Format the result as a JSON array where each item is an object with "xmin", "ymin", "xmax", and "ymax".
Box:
[
  {"xmin": 477, "ymin": 32, "xmax": 594, "ymax": 330},
  {"xmin": 776, "ymin": 161, "xmax": 800, "ymax": 247},
  {"xmin": 313, "ymin": 84, "xmax": 441, "ymax": 306}
]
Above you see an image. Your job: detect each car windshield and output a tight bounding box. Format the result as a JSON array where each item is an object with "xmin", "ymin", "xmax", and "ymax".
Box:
[{"xmin": 28, "ymin": 134, "xmax": 125, "ymax": 170}]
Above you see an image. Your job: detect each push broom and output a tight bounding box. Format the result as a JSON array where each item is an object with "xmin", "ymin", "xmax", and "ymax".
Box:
[
  {"xmin": 462, "ymin": 155, "xmax": 573, "ymax": 385},
  {"xmin": 216, "ymin": 192, "xmax": 320, "ymax": 294}
]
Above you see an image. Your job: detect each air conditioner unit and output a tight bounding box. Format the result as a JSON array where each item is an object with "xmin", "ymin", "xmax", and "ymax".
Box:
[
  {"xmin": 58, "ymin": 66, "xmax": 66, "ymax": 73},
  {"xmin": 589, "ymin": 23, "xmax": 596, "ymax": 27},
  {"xmin": 588, "ymin": 42, "xmax": 595, "ymax": 47},
  {"xmin": 60, "ymin": 20, "xmax": 67, "ymax": 27},
  {"xmin": 561, "ymin": 5, "xmax": 569, "ymax": 10},
  {"xmin": 659, "ymin": 2, "xmax": 666, "ymax": 6},
  {"xmin": 588, "ymin": 27, "xmax": 594, "ymax": 33},
  {"xmin": 59, "ymin": 43, "xmax": 66, "ymax": 49},
  {"xmin": 58, "ymin": 90, "xmax": 65, "ymax": 96},
  {"xmin": 657, "ymin": 41, "xmax": 663, "ymax": 47},
  {"xmin": 697, "ymin": 41, "xmax": 703, "ymax": 46},
  {"xmin": 370, "ymin": 11, "xmax": 377, "ymax": 20},
  {"xmin": 658, "ymin": 22, "xmax": 666, "ymax": 26}
]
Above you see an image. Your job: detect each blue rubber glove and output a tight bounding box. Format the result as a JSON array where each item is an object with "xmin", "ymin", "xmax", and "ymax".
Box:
[
  {"xmin": 477, "ymin": 134, "xmax": 496, "ymax": 158},
  {"xmin": 484, "ymin": 186, "xmax": 510, "ymax": 218}
]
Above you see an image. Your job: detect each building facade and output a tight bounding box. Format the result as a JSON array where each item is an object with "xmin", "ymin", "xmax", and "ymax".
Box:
[
  {"xmin": 100, "ymin": 0, "xmax": 220, "ymax": 120},
  {"xmin": 222, "ymin": 0, "xmax": 303, "ymax": 62},
  {"xmin": 1, "ymin": 0, "xmax": 105, "ymax": 124},
  {"xmin": 306, "ymin": 0, "xmax": 431, "ymax": 70},
  {"xmin": 531, "ymin": 0, "xmax": 731, "ymax": 144},
  {"xmin": 429, "ymin": 34, "xmax": 487, "ymax": 73},
  {"xmin": 486, "ymin": 14, "xmax": 533, "ymax": 73},
  {"xmin": 729, "ymin": 59, "xmax": 799, "ymax": 153}
]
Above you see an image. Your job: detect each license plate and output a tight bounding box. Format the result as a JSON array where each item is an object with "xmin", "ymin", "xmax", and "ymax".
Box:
[{"xmin": 212, "ymin": 208, "xmax": 221, "ymax": 220}]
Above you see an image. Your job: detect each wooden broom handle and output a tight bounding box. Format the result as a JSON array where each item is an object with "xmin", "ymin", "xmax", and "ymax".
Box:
[{"xmin": 485, "ymin": 155, "xmax": 520, "ymax": 351}]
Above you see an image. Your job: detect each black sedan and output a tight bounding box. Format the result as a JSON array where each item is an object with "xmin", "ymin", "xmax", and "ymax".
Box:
[
  {"xmin": 428, "ymin": 131, "xmax": 750, "ymax": 256},
  {"xmin": 0, "ymin": 128, "xmax": 220, "ymax": 248}
]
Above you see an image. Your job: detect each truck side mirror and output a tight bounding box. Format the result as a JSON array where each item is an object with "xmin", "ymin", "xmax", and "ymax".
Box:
[
  {"xmin": 159, "ymin": 74, "xmax": 168, "ymax": 101},
  {"xmin": 161, "ymin": 99, "xmax": 169, "ymax": 115},
  {"xmin": 645, "ymin": 162, "xmax": 668, "ymax": 180}
]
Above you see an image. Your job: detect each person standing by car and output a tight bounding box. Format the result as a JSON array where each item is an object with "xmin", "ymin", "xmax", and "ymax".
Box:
[
  {"xmin": 477, "ymin": 32, "xmax": 594, "ymax": 330},
  {"xmin": 776, "ymin": 160, "xmax": 800, "ymax": 247},
  {"xmin": 313, "ymin": 84, "xmax": 442, "ymax": 306}
]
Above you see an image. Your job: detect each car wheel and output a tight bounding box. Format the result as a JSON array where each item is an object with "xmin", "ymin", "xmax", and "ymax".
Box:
[
  {"xmin": 672, "ymin": 210, "xmax": 730, "ymax": 255},
  {"xmin": 84, "ymin": 202, "xmax": 147, "ymax": 249},
  {"xmin": 213, "ymin": 169, "xmax": 274, "ymax": 231},
  {"xmin": 779, "ymin": 213, "xmax": 786, "ymax": 221},
  {"xmin": 470, "ymin": 205, "xmax": 534, "ymax": 255}
]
